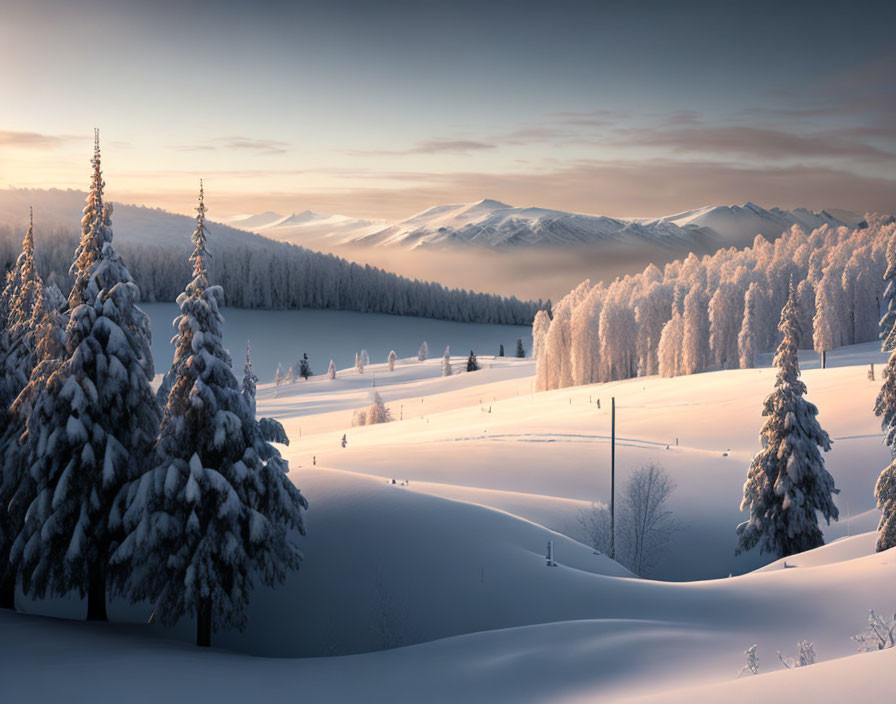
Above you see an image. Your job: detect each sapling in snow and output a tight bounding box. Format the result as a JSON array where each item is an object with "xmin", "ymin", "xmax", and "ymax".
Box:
[
  {"xmin": 388, "ymin": 350, "xmax": 397, "ymax": 371},
  {"xmin": 853, "ymin": 609, "xmax": 896, "ymax": 651},
  {"xmin": 327, "ymin": 359, "xmax": 336, "ymax": 379}
]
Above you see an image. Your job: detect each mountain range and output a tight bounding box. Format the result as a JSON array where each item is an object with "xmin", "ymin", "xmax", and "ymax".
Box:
[{"xmin": 228, "ymin": 199, "xmax": 861, "ymax": 252}]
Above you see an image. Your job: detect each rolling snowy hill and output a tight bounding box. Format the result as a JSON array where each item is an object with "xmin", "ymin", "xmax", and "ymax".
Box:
[{"xmin": 231, "ymin": 199, "xmax": 856, "ymax": 252}]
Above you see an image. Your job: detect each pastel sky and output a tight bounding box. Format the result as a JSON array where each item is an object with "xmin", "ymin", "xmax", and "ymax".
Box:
[{"xmin": 1, "ymin": 0, "xmax": 894, "ymax": 220}]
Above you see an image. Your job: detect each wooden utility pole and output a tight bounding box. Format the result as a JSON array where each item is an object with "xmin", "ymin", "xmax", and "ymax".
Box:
[{"xmin": 610, "ymin": 396, "xmax": 616, "ymax": 560}]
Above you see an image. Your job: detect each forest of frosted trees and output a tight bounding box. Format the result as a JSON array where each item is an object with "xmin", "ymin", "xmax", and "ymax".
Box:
[
  {"xmin": 535, "ymin": 215, "xmax": 896, "ymax": 391},
  {"xmin": 0, "ymin": 225, "xmax": 544, "ymax": 327}
]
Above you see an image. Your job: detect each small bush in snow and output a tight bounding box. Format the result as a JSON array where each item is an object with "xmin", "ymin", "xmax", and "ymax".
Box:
[
  {"xmin": 737, "ymin": 644, "xmax": 759, "ymax": 677},
  {"xmin": 777, "ymin": 640, "xmax": 815, "ymax": 669},
  {"xmin": 853, "ymin": 610, "xmax": 896, "ymax": 651},
  {"xmin": 353, "ymin": 391, "xmax": 392, "ymax": 426}
]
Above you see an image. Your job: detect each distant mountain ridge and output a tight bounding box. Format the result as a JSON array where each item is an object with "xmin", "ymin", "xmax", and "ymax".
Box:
[{"xmin": 229, "ymin": 199, "xmax": 860, "ymax": 252}]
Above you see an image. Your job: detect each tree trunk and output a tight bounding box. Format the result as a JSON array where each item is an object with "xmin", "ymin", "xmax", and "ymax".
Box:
[
  {"xmin": 197, "ymin": 599, "xmax": 211, "ymax": 647},
  {"xmin": 86, "ymin": 563, "xmax": 108, "ymax": 622},
  {"xmin": 0, "ymin": 575, "xmax": 15, "ymax": 610}
]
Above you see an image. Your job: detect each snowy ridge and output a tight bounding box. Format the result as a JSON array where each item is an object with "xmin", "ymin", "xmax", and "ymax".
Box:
[{"xmin": 232, "ymin": 199, "xmax": 857, "ymax": 251}]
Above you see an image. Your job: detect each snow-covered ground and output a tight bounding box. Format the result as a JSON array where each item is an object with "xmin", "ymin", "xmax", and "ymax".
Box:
[{"xmin": 4, "ymin": 340, "xmax": 893, "ymax": 702}]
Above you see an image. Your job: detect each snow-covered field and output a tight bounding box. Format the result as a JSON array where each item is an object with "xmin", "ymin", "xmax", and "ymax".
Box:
[
  {"xmin": 142, "ymin": 303, "xmax": 531, "ymax": 382},
  {"xmin": 4, "ymin": 340, "xmax": 894, "ymax": 702}
]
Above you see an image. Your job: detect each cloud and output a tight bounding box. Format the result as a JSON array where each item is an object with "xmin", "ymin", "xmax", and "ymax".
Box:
[
  {"xmin": 611, "ymin": 126, "xmax": 896, "ymax": 162},
  {"xmin": 350, "ymin": 138, "xmax": 496, "ymax": 156},
  {"xmin": 171, "ymin": 136, "xmax": 291, "ymax": 154},
  {"xmin": 0, "ymin": 130, "xmax": 77, "ymax": 149}
]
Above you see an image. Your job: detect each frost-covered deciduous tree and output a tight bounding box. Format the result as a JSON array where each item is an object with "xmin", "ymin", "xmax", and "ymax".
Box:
[
  {"xmin": 111, "ymin": 184, "xmax": 307, "ymax": 647},
  {"xmin": 814, "ymin": 267, "xmax": 845, "ymax": 365},
  {"xmin": 853, "ymin": 610, "xmax": 896, "ymax": 651},
  {"xmin": 356, "ymin": 349, "xmax": 368, "ymax": 374},
  {"xmin": 441, "ymin": 346, "xmax": 452, "ymax": 377},
  {"xmin": 657, "ymin": 309, "xmax": 683, "ymax": 377},
  {"xmin": 327, "ymin": 359, "xmax": 336, "ymax": 380},
  {"xmin": 13, "ymin": 138, "xmax": 160, "ymax": 621},
  {"xmin": 709, "ymin": 283, "xmax": 742, "ymax": 370},
  {"xmin": 681, "ymin": 287, "xmax": 710, "ymax": 375},
  {"xmin": 531, "ymin": 309, "xmax": 551, "ymax": 361},
  {"xmin": 388, "ymin": 350, "xmax": 397, "ymax": 371},
  {"xmin": 738, "ymin": 282, "xmax": 761, "ymax": 369},
  {"xmin": 736, "ymin": 285, "xmax": 838, "ymax": 558},
  {"xmin": 417, "ymin": 341, "xmax": 428, "ymax": 361}
]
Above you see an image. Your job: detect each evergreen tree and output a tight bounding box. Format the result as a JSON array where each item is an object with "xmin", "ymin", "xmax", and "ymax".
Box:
[
  {"xmin": 14, "ymin": 137, "xmax": 160, "ymax": 621},
  {"xmin": 498, "ymin": 344, "xmax": 504, "ymax": 357},
  {"xmin": 327, "ymin": 359, "xmax": 336, "ymax": 380},
  {"xmin": 515, "ymin": 338, "xmax": 525, "ymax": 358},
  {"xmin": 736, "ymin": 285, "xmax": 838, "ymax": 558},
  {"xmin": 466, "ymin": 350, "xmax": 479, "ymax": 372},
  {"xmin": 388, "ymin": 350, "xmax": 397, "ymax": 371},
  {"xmin": 873, "ymin": 320, "xmax": 896, "ymax": 551},
  {"xmin": 111, "ymin": 183, "xmax": 308, "ymax": 647},
  {"xmin": 242, "ymin": 341, "xmax": 258, "ymax": 418},
  {"xmin": 0, "ymin": 287, "xmax": 67, "ymax": 609},
  {"xmin": 417, "ymin": 341, "xmax": 428, "ymax": 361},
  {"xmin": 0, "ymin": 209, "xmax": 44, "ymax": 408},
  {"xmin": 880, "ymin": 227, "xmax": 896, "ymax": 352},
  {"xmin": 441, "ymin": 346, "xmax": 452, "ymax": 376},
  {"xmin": 69, "ymin": 130, "xmax": 108, "ymax": 307},
  {"xmin": 299, "ymin": 353, "xmax": 311, "ymax": 380}
]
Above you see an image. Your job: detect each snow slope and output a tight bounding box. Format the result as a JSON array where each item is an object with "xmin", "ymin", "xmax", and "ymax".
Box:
[{"xmin": 4, "ymin": 340, "xmax": 893, "ymax": 702}]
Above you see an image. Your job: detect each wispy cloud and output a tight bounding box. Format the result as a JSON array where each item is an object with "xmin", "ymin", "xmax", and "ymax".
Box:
[
  {"xmin": 0, "ymin": 130, "xmax": 77, "ymax": 149},
  {"xmin": 171, "ymin": 136, "xmax": 291, "ymax": 155},
  {"xmin": 611, "ymin": 126, "xmax": 896, "ymax": 162}
]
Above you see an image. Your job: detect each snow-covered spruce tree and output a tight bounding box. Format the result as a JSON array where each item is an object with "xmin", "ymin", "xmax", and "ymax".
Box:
[
  {"xmin": 466, "ymin": 350, "xmax": 479, "ymax": 372},
  {"xmin": 327, "ymin": 359, "xmax": 336, "ymax": 380},
  {"xmin": 0, "ymin": 286, "xmax": 67, "ymax": 608},
  {"xmin": 14, "ymin": 139, "xmax": 160, "ymax": 621},
  {"xmin": 417, "ymin": 341, "xmax": 428, "ymax": 361},
  {"xmin": 736, "ymin": 285, "xmax": 838, "ymax": 558},
  {"xmin": 516, "ymin": 338, "xmax": 525, "ymax": 358},
  {"xmin": 441, "ymin": 346, "xmax": 452, "ymax": 376},
  {"xmin": 299, "ymin": 353, "xmax": 311, "ymax": 380},
  {"xmin": 388, "ymin": 350, "xmax": 397, "ymax": 371},
  {"xmin": 68, "ymin": 130, "xmax": 108, "ymax": 308},
  {"xmin": 111, "ymin": 184, "xmax": 308, "ymax": 647},
  {"xmin": 872, "ymin": 324, "xmax": 896, "ymax": 551},
  {"xmin": 0, "ymin": 209, "xmax": 44, "ymax": 409},
  {"xmin": 242, "ymin": 341, "xmax": 258, "ymax": 419},
  {"xmin": 881, "ymin": 227, "xmax": 896, "ymax": 352}
]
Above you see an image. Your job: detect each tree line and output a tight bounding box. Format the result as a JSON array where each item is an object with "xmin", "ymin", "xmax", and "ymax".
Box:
[{"xmin": 534, "ymin": 215, "xmax": 896, "ymax": 390}]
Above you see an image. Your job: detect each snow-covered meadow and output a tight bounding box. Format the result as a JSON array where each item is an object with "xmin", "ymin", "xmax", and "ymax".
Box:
[{"xmin": 6, "ymin": 339, "xmax": 895, "ymax": 702}]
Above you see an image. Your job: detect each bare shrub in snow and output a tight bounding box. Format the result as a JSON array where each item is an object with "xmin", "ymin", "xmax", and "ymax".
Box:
[
  {"xmin": 777, "ymin": 640, "xmax": 815, "ymax": 669},
  {"xmin": 737, "ymin": 644, "xmax": 759, "ymax": 677},
  {"xmin": 853, "ymin": 610, "xmax": 896, "ymax": 651}
]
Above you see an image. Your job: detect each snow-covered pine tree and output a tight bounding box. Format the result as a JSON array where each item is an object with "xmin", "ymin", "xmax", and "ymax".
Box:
[
  {"xmin": 299, "ymin": 353, "xmax": 311, "ymax": 380},
  {"xmin": 880, "ymin": 226, "xmax": 896, "ymax": 352},
  {"xmin": 111, "ymin": 183, "xmax": 308, "ymax": 647},
  {"xmin": 327, "ymin": 360, "xmax": 336, "ymax": 380},
  {"xmin": 388, "ymin": 350, "xmax": 397, "ymax": 371},
  {"xmin": 441, "ymin": 346, "xmax": 452, "ymax": 376},
  {"xmin": 360, "ymin": 349, "xmax": 369, "ymax": 370},
  {"xmin": 736, "ymin": 284, "xmax": 838, "ymax": 558},
  {"xmin": 14, "ymin": 137, "xmax": 160, "ymax": 621},
  {"xmin": 418, "ymin": 341, "xmax": 428, "ymax": 361},
  {"xmin": 466, "ymin": 350, "xmax": 479, "ymax": 372},
  {"xmin": 0, "ymin": 209, "xmax": 44, "ymax": 409},
  {"xmin": 69, "ymin": 130, "xmax": 108, "ymax": 308},
  {"xmin": 0, "ymin": 286, "xmax": 67, "ymax": 608},
  {"xmin": 242, "ymin": 341, "xmax": 258, "ymax": 418},
  {"xmin": 498, "ymin": 344, "xmax": 504, "ymax": 357},
  {"xmin": 873, "ymin": 318, "xmax": 896, "ymax": 551},
  {"xmin": 516, "ymin": 338, "xmax": 525, "ymax": 358}
]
